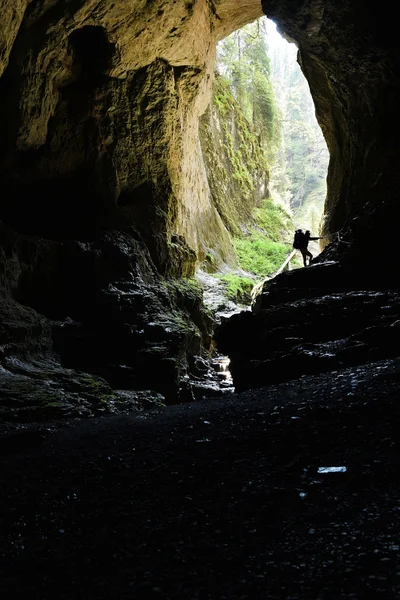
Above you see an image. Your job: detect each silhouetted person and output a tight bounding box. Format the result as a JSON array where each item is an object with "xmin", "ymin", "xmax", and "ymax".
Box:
[{"xmin": 293, "ymin": 229, "xmax": 322, "ymax": 267}]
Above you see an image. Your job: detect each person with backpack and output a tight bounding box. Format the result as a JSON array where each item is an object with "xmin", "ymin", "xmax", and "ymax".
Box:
[{"xmin": 292, "ymin": 229, "xmax": 322, "ymax": 267}]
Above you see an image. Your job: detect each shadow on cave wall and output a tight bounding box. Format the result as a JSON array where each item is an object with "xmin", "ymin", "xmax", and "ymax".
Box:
[{"xmin": 0, "ymin": 25, "xmax": 119, "ymax": 241}]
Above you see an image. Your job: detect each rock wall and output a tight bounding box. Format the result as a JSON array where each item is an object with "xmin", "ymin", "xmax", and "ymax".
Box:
[
  {"xmin": 0, "ymin": 0, "xmax": 263, "ymax": 414},
  {"xmin": 0, "ymin": 0, "xmax": 263, "ymax": 269},
  {"xmin": 199, "ymin": 73, "xmax": 269, "ymax": 268},
  {"xmin": 216, "ymin": 262, "xmax": 400, "ymax": 392}
]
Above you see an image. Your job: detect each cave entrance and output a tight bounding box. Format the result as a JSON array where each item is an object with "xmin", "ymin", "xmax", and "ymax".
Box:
[
  {"xmin": 263, "ymin": 18, "xmax": 329, "ymax": 259},
  {"xmin": 201, "ymin": 16, "xmax": 329, "ymax": 308}
]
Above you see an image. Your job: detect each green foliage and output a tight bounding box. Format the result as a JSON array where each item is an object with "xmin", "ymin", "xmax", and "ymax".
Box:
[
  {"xmin": 267, "ymin": 32, "xmax": 329, "ymax": 226},
  {"xmin": 203, "ymin": 73, "xmax": 269, "ymax": 237},
  {"xmin": 252, "ymin": 69, "xmax": 279, "ymax": 147},
  {"xmin": 217, "ymin": 274, "xmax": 255, "ymax": 303},
  {"xmin": 253, "ymin": 198, "xmax": 292, "ymax": 242},
  {"xmin": 166, "ymin": 277, "xmax": 203, "ymax": 302},
  {"xmin": 205, "ymin": 252, "xmax": 215, "ymax": 265},
  {"xmin": 214, "ymin": 77, "xmax": 235, "ymax": 116},
  {"xmin": 232, "ymin": 197, "xmax": 293, "ymax": 277},
  {"xmin": 210, "ymin": 19, "xmax": 327, "ymax": 283},
  {"xmin": 206, "ymin": 18, "xmax": 329, "ymax": 286},
  {"xmin": 217, "ymin": 21, "xmax": 281, "ymax": 152},
  {"xmin": 295, "ymin": 182, "xmax": 326, "ymax": 233},
  {"xmin": 234, "ymin": 234, "xmax": 289, "ymax": 276},
  {"xmin": 208, "ymin": 196, "xmax": 294, "ymax": 303}
]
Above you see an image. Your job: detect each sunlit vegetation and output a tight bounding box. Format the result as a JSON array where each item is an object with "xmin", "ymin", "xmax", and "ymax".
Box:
[
  {"xmin": 205, "ymin": 19, "xmax": 328, "ymax": 305},
  {"xmin": 233, "ymin": 198, "xmax": 292, "ymax": 277},
  {"xmin": 216, "ymin": 20, "xmax": 281, "ymax": 157},
  {"xmin": 216, "ymin": 273, "xmax": 255, "ymax": 302},
  {"xmin": 266, "ymin": 19, "xmax": 329, "ymax": 229},
  {"xmin": 217, "ymin": 199, "xmax": 294, "ymax": 303}
]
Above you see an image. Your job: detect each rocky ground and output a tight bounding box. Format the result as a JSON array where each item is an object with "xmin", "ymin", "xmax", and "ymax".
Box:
[
  {"xmin": 195, "ymin": 269, "xmax": 248, "ymax": 323},
  {"xmin": 216, "ymin": 262, "xmax": 400, "ymax": 393},
  {"xmin": 1, "ymin": 356, "xmax": 400, "ymax": 599}
]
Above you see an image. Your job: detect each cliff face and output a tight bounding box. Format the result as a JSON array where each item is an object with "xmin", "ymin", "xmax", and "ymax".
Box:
[{"xmin": 200, "ymin": 73, "xmax": 269, "ymax": 261}]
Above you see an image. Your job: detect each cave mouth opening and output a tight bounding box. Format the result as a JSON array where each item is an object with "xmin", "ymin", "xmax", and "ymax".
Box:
[
  {"xmin": 211, "ymin": 16, "xmax": 329, "ymax": 276},
  {"xmin": 263, "ymin": 18, "xmax": 329, "ymax": 243}
]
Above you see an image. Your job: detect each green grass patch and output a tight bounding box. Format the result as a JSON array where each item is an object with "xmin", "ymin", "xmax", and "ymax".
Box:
[
  {"xmin": 217, "ymin": 274, "xmax": 255, "ymax": 303},
  {"xmin": 230, "ymin": 198, "xmax": 294, "ymax": 277},
  {"xmin": 210, "ymin": 197, "xmax": 294, "ymax": 303},
  {"xmin": 254, "ymin": 198, "xmax": 292, "ymax": 242},
  {"xmin": 234, "ymin": 234, "xmax": 290, "ymax": 276}
]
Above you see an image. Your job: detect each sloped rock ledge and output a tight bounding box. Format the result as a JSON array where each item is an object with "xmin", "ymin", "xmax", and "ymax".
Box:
[{"xmin": 215, "ymin": 262, "xmax": 400, "ymax": 392}]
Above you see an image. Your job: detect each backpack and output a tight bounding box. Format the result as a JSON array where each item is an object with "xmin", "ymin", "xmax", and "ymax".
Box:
[{"xmin": 293, "ymin": 231, "xmax": 304, "ymax": 249}]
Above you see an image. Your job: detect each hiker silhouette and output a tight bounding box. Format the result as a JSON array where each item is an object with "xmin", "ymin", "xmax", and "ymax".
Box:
[{"xmin": 293, "ymin": 229, "xmax": 322, "ymax": 267}]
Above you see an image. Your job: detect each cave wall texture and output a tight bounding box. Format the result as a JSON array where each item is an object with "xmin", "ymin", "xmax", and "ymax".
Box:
[
  {"xmin": 0, "ymin": 0, "xmax": 262, "ymax": 268},
  {"xmin": 1, "ymin": 0, "xmax": 400, "ymax": 410},
  {"xmin": 0, "ymin": 0, "xmax": 264, "ymax": 411},
  {"xmin": 199, "ymin": 72, "xmax": 269, "ymax": 268}
]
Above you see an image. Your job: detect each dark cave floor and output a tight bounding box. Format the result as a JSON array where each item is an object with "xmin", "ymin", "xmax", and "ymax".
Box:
[{"xmin": 1, "ymin": 356, "xmax": 400, "ymax": 599}]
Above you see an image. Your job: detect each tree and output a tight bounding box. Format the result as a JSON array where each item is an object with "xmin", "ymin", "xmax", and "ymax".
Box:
[{"xmin": 216, "ymin": 21, "xmax": 281, "ymax": 153}]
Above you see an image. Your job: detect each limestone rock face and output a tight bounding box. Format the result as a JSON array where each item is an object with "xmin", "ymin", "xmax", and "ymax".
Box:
[
  {"xmin": 199, "ymin": 73, "xmax": 269, "ymax": 268},
  {"xmin": 0, "ymin": 0, "xmax": 263, "ymax": 269},
  {"xmin": 0, "ymin": 1, "xmax": 264, "ymax": 414}
]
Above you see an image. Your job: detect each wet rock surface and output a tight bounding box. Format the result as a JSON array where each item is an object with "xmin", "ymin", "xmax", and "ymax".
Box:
[
  {"xmin": 0, "ymin": 223, "xmax": 216, "ymax": 418},
  {"xmin": 188, "ymin": 353, "xmax": 234, "ymax": 400},
  {"xmin": 196, "ymin": 269, "xmax": 248, "ymax": 322},
  {"xmin": 1, "ymin": 357, "xmax": 400, "ymax": 598},
  {"xmin": 189, "ymin": 269, "xmax": 251, "ymax": 399}
]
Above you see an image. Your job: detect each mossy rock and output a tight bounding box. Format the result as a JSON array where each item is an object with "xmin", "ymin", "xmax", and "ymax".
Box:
[{"xmin": 200, "ymin": 72, "xmax": 269, "ymax": 241}]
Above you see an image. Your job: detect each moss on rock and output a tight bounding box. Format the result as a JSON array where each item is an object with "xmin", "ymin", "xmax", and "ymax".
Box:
[{"xmin": 200, "ymin": 73, "xmax": 269, "ymax": 242}]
